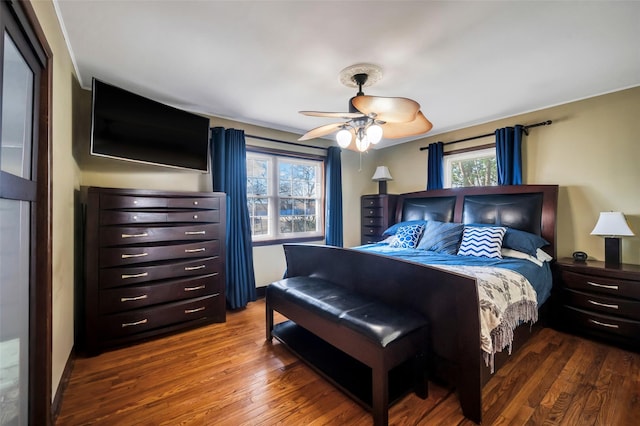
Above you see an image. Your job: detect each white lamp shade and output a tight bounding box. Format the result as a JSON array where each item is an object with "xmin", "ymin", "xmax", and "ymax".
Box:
[
  {"xmin": 336, "ymin": 129, "xmax": 352, "ymax": 148},
  {"xmin": 590, "ymin": 212, "xmax": 635, "ymax": 237},
  {"xmin": 366, "ymin": 124, "xmax": 383, "ymax": 144},
  {"xmin": 372, "ymin": 166, "xmax": 393, "ymax": 181}
]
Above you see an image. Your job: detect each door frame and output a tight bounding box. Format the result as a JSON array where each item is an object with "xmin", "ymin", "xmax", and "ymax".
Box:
[{"xmin": 2, "ymin": 0, "xmax": 53, "ymax": 423}]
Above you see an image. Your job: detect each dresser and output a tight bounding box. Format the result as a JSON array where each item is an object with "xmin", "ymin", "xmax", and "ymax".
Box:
[
  {"xmin": 360, "ymin": 194, "xmax": 398, "ymax": 245},
  {"xmin": 80, "ymin": 187, "xmax": 226, "ymax": 355},
  {"xmin": 555, "ymin": 258, "xmax": 640, "ymax": 350}
]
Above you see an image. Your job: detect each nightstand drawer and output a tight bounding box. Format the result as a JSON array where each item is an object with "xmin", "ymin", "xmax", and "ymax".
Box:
[
  {"xmin": 561, "ymin": 270, "xmax": 640, "ymax": 300},
  {"xmin": 362, "ymin": 207, "xmax": 384, "ymax": 218},
  {"xmin": 362, "ymin": 197, "xmax": 384, "ymax": 208},
  {"xmin": 362, "ymin": 217, "xmax": 386, "ymax": 227},
  {"xmin": 563, "ymin": 288, "xmax": 640, "ymax": 321},
  {"xmin": 361, "ymin": 226, "xmax": 384, "ymax": 237},
  {"xmin": 561, "ymin": 305, "xmax": 640, "ymax": 341}
]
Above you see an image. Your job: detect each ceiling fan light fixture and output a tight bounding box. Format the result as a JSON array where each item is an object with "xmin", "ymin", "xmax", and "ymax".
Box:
[
  {"xmin": 336, "ymin": 129, "xmax": 352, "ymax": 148},
  {"xmin": 366, "ymin": 124, "xmax": 383, "ymax": 144}
]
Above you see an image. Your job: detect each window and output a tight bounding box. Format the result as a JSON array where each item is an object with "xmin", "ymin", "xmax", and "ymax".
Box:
[
  {"xmin": 246, "ymin": 151, "xmax": 324, "ymax": 243},
  {"xmin": 444, "ymin": 147, "xmax": 497, "ymax": 188}
]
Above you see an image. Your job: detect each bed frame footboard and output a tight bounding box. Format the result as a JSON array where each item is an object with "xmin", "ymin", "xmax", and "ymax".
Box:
[{"xmin": 282, "ymin": 243, "xmax": 483, "ymax": 423}]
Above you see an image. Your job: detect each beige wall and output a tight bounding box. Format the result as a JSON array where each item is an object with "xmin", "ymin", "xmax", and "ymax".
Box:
[
  {"xmin": 376, "ymin": 87, "xmax": 640, "ymax": 265},
  {"xmin": 30, "ymin": 0, "xmax": 80, "ymax": 401}
]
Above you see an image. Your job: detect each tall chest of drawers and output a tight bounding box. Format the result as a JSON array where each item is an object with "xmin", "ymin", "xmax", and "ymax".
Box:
[
  {"xmin": 80, "ymin": 187, "xmax": 226, "ymax": 355},
  {"xmin": 555, "ymin": 258, "xmax": 640, "ymax": 351},
  {"xmin": 360, "ymin": 194, "xmax": 399, "ymax": 245}
]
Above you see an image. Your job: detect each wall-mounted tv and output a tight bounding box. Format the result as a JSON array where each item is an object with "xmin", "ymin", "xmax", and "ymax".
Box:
[{"xmin": 90, "ymin": 78, "xmax": 210, "ymax": 172}]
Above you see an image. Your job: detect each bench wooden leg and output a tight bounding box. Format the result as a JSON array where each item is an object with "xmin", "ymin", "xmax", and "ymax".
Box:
[
  {"xmin": 265, "ymin": 296, "xmax": 274, "ymax": 342},
  {"xmin": 414, "ymin": 330, "xmax": 429, "ymax": 399},
  {"xmin": 371, "ymin": 366, "xmax": 389, "ymax": 426}
]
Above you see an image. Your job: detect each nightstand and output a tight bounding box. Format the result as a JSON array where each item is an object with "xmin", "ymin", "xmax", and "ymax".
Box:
[
  {"xmin": 360, "ymin": 194, "xmax": 398, "ymax": 245},
  {"xmin": 555, "ymin": 258, "xmax": 640, "ymax": 350}
]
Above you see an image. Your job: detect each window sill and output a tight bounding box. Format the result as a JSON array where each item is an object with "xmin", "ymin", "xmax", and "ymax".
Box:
[{"xmin": 252, "ymin": 236, "xmax": 325, "ymax": 247}]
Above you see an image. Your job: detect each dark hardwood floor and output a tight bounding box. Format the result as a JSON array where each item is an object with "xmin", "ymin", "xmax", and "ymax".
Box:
[{"xmin": 56, "ymin": 299, "xmax": 639, "ymax": 425}]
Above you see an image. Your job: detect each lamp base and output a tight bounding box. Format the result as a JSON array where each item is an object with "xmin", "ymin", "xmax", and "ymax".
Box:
[
  {"xmin": 378, "ymin": 181, "xmax": 387, "ymax": 195},
  {"xmin": 604, "ymin": 237, "xmax": 621, "ymax": 267}
]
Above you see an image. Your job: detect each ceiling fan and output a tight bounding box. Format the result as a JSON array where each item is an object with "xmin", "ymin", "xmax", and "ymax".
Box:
[{"xmin": 298, "ymin": 64, "xmax": 433, "ymax": 152}]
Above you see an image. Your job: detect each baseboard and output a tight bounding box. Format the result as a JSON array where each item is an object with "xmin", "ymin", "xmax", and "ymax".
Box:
[
  {"xmin": 51, "ymin": 347, "xmax": 75, "ymax": 422},
  {"xmin": 256, "ymin": 286, "xmax": 267, "ymax": 298}
]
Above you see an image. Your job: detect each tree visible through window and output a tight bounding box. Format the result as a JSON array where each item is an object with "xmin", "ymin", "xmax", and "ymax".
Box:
[
  {"xmin": 444, "ymin": 147, "xmax": 497, "ymax": 188},
  {"xmin": 246, "ymin": 151, "xmax": 323, "ymax": 242}
]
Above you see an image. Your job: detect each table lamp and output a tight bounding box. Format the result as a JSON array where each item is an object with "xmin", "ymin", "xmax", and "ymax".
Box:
[
  {"xmin": 590, "ymin": 211, "xmax": 635, "ymax": 266},
  {"xmin": 372, "ymin": 166, "xmax": 393, "ymax": 194}
]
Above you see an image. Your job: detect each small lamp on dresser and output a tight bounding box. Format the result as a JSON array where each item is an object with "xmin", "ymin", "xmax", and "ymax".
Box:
[
  {"xmin": 590, "ymin": 211, "xmax": 635, "ymax": 267},
  {"xmin": 372, "ymin": 166, "xmax": 393, "ymax": 195}
]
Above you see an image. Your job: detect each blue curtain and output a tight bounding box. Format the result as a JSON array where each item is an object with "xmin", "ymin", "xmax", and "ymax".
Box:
[
  {"xmin": 210, "ymin": 127, "xmax": 256, "ymax": 309},
  {"xmin": 495, "ymin": 125, "xmax": 523, "ymax": 185},
  {"xmin": 426, "ymin": 141, "xmax": 444, "ymax": 190},
  {"xmin": 325, "ymin": 146, "xmax": 343, "ymax": 247}
]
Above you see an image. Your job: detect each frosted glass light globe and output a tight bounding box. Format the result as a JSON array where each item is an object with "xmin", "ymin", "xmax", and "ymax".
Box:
[
  {"xmin": 367, "ymin": 124, "xmax": 383, "ymax": 144},
  {"xmin": 336, "ymin": 129, "xmax": 352, "ymax": 148}
]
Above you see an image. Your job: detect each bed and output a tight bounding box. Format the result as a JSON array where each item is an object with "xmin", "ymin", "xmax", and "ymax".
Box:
[{"xmin": 279, "ymin": 184, "xmax": 558, "ymax": 423}]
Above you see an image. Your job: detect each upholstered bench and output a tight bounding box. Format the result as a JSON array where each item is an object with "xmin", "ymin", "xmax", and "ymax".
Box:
[{"xmin": 266, "ymin": 276, "xmax": 428, "ymax": 426}]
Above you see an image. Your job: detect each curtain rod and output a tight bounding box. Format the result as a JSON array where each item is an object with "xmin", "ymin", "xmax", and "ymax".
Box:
[
  {"xmin": 246, "ymin": 134, "xmax": 327, "ymax": 150},
  {"xmin": 418, "ymin": 120, "xmax": 552, "ymax": 151}
]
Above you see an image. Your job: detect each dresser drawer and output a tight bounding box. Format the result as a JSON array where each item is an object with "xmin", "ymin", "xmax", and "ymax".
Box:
[
  {"xmin": 100, "ymin": 195, "xmax": 220, "ymax": 210},
  {"xmin": 561, "ymin": 305, "xmax": 640, "ymax": 341},
  {"xmin": 100, "ymin": 210, "xmax": 220, "ymax": 225},
  {"xmin": 561, "ymin": 270, "xmax": 640, "ymax": 300},
  {"xmin": 563, "ymin": 288, "xmax": 640, "ymax": 321},
  {"xmin": 361, "ymin": 226, "xmax": 384, "ymax": 238},
  {"xmin": 99, "ymin": 256, "xmax": 221, "ymax": 289},
  {"xmin": 362, "ymin": 197, "xmax": 384, "ymax": 208},
  {"xmin": 100, "ymin": 240, "xmax": 220, "ymax": 267},
  {"xmin": 99, "ymin": 274, "xmax": 222, "ymax": 314},
  {"xmin": 362, "ymin": 207, "xmax": 384, "ymax": 218},
  {"xmin": 362, "ymin": 217, "xmax": 386, "ymax": 227},
  {"xmin": 98, "ymin": 294, "xmax": 221, "ymax": 339},
  {"xmin": 100, "ymin": 223, "xmax": 220, "ymax": 246}
]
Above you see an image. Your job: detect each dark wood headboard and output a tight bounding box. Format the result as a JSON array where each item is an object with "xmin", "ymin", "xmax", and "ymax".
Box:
[{"xmin": 394, "ymin": 185, "xmax": 559, "ymax": 258}]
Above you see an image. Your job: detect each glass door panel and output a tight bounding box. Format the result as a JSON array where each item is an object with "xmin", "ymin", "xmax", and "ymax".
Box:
[
  {"xmin": 0, "ymin": 199, "xmax": 30, "ymax": 424},
  {"xmin": 1, "ymin": 32, "xmax": 33, "ymax": 179}
]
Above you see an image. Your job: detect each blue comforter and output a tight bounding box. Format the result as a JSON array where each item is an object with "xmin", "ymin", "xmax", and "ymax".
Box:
[{"xmin": 355, "ymin": 243, "xmax": 553, "ymax": 305}]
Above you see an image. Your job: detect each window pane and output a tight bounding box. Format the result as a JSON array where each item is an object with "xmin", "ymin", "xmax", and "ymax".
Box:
[
  {"xmin": 445, "ymin": 148, "xmax": 497, "ymax": 188},
  {"xmin": 247, "ymin": 177, "xmax": 267, "ymax": 196},
  {"xmin": 247, "ymin": 197, "xmax": 269, "ymax": 235}
]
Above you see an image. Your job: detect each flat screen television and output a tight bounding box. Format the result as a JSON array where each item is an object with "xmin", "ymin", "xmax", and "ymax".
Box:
[{"xmin": 90, "ymin": 78, "xmax": 210, "ymax": 172}]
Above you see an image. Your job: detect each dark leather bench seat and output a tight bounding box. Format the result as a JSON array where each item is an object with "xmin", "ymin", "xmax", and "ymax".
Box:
[
  {"xmin": 266, "ymin": 276, "xmax": 429, "ymax": 426},
  {"xmin": 268, "ymin": 276, "xmax": 427, "ymax": 347}
]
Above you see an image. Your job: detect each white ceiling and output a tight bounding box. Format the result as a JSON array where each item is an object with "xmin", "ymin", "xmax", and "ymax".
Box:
[{"xmin": 54, "ymin": 0, "xmax": 640, "ymax": 149}]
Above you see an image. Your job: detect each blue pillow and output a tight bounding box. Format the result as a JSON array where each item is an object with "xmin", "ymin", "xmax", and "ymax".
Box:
[
  {"xmin": 457, "ymin": 226, "xmax": 506, "ymax": 258},
  {"xmin": 465, "ymin": 223, "xmax": 548, "ymax": 257},
  {"xmin": 389, "ymin": 223, "xmax": 425, "ymax": 249},
  {"xmin": 503, "ymin": 228, "xmax": 549, "ymax": 257},
  {"xmin": 417, "ymin": 221, "xmax": 464, "ymax": 254},
  {"xmin": 382, "ymin": 220, "xmax": 428, "ymax": 237}
]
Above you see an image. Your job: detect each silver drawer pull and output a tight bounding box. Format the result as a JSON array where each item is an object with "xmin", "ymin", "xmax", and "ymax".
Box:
[
  {"xmin": 193, "ymin": 201, "xmax": 198, "ymax": 205},
  {"xmin": 121, "ymin": 232, "xmax": 149, "ymax": 239},
  {"xmin": 122, "ymin": 318, "xmax": 147, "ymax": 328},
  {"xmin": 121, "ymin": 272, "xmax": 149, "ymax": 279},
  {"xmin": 120, "ymin": 294, "xmax": 148, "ymax": 302},
  {"xmin": 132, "ymin": 215, "xmax": 138, "ymax": 220},
  {"xmin": 185, "ymin": 265, "xmax": 205, "ymax": 271},
  {"xmin": 121, "ymin": 252, "xmax": 149, "ymax": 259},
  {"xmin": 589, "ymin": 319, "xmax": 619, "ymax": 329},
  {"xmin": 185, "ymin": 231, "xmax": 206, "ymax": 235},
  {"xmin": 185, "ymin": 307, "xmax": 205, "ymax": 314},
  {"xmin": 587, "ymin": 281, "xmax": 619, "ymax": 290},
  {"xmin": 588, "ymin": 300, "xmax": 619, "ymax": 310},
  {"xmin": 185, "ymin": 248, "xmax": 206, "ymax": 253},
  {"xmin": 193, "ymin": 214, "xmax": 199, "ymax": 219},
  {"xmin": 184, "ymin": 285, "xmax": 206, "ymax": 292}
]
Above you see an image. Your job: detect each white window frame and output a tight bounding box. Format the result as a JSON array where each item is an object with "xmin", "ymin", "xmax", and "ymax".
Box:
[
  {"xmin": 443, "ymin": 147, "xmax": 497, "ymax": 188},
  {"xmin": 246, "ymin": 150, "xmax": 324, "ymax": 244}
]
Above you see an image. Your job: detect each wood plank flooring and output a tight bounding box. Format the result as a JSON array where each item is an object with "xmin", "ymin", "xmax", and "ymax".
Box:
[{"xmin": 56, "ymin": 299, "xmax": 640, "ymax": 425}]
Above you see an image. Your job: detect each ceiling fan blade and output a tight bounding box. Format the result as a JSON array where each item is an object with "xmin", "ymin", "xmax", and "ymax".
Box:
[
  {"xmin": 381, "ymin": 111, "xmax": 433, "ymax": 139},
  {"xmin": 351, "ymin": 95, "xmax": 420, "ymax": 123},
  {"xmin": 298, "ymin": 122, "xmax": 345, "ymax": 141},
  {"xmin": 299, "ymin": 111, "xmax": 365, "ymax": 119}
]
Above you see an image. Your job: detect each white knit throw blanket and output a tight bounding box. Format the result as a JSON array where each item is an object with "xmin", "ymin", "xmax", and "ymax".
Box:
[{"xmin": 435, "ymin": 265, "xmax": 539, "ymax": 373}]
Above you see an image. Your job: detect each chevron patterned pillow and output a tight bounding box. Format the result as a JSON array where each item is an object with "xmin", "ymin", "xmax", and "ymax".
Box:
[{"xmin": 457, "ymin": 226, "xmax": 507, "ymax": 258}]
